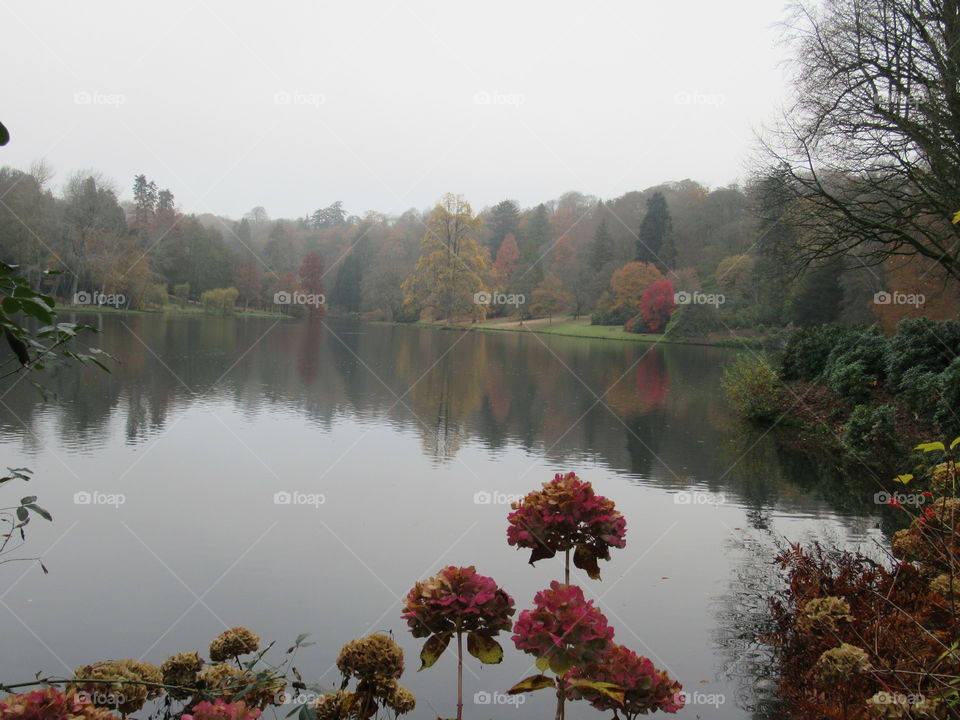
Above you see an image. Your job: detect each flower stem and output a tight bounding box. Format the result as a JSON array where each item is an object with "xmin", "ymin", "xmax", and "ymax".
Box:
[
  {"xmin": 564, "ymin": 549, "xmax": 570, "ymax": 585},
  {"xmin": 457, "ymin": 629, "xmax": 464, "ymax": 720}
]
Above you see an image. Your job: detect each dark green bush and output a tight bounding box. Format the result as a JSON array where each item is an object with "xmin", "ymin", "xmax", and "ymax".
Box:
[
  {"xmin": 898, "ymin": 366, "xmax": 941, "ymax": 416},
  {"xmin": 590, "ymin": 304, "xmax": 637, "ymax": 326},
  {"xmin": 842, "ymin": 404, "xmax": 897, "ymax": 452},
  {"xmin": 826, "ymin": 360, "xmax": 872, "ymax": 401},
  {"xmin": 886, "ymin": 317, "xmax": 960, "ymax": 389},
  {"xmin": 664, "ymin": 302, "xmax": 724, "ymax": 338},
  {"xmin": 825, "ymin": 325, "xmax": 888, "ymax": 378},
  {"xmin": 935, "ymin": 357, "xmax": 960, "ymax": 437},
  {"xmin": 721, "ymin": 353, "xmax": 784, "ymax": 423},
  {"xmin": 780, "ymin": 325, "xmax": 853, "ymax": 381}
]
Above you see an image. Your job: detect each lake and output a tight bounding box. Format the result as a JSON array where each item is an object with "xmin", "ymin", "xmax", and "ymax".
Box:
[{"xmin": 0, "ymin": 314, "xmax": 887, "ymax": 719}]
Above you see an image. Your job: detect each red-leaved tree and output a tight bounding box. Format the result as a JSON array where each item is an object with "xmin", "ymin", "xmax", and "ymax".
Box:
[{"xmin": 640, "ymin": 279, "xmax": 675, "ymax": 332}]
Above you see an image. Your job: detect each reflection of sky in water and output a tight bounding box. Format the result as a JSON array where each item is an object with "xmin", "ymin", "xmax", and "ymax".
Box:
[{"xmin": 0, "ymin": 316, "xmax": 885, "ymax": 719}]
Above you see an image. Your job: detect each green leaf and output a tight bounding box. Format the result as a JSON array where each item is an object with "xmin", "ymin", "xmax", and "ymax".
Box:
[
  {"xmin": 20, "ymin": 496, "xmax": 37, "ymax": 504},
  {"xmin": 15, "ymin": 507, "xmax": 27, "ymax": 522},
  {"xmin": 1, "ymin": 296, "xmax": 20, "ymax": 315},
  {"xmin": 951, "ymin": 437, "xmax": 960, "ymax": 450},
  {"xmin": 26, "ymin": 504, "xmax": 52, "ymax": 521},
  {"xmin": 916, "ymin": 442, "xmax": 946, "ymax": 453},
  {"xmin": 535, "ymin": 656, "xmax": 550, "ymax": 672},
  {"xmin": 566, "ymin": 679, "xmax": 625, "ymax": 704},
  {"xmin": 418, "ymin": 632, "xmax": 451, "ymax": 670},
  {"xmin": 893, "ymin": 474, "xmax": 914, "ymax": 485},
  {"xmin": 466, "ymin": 632, "xmax": 503, "ymax": 664},
  {"xmin": 548, "ymin": 653, "xmax": 573, "ymax": 675},
  {"xmin": 507, "ymin": 674, "xmax": 555, "ymax": 695}
]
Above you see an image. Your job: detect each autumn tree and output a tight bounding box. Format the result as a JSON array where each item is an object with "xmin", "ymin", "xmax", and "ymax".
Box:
[
  {"xmin": 299, "ymin": 252, "xmax": 326, "ymax": 317},
  {"xmin": 529, "ymin": 274, "xmax": 573, "ymax": 323},
  {"xmin": 611, "ymin": 261, "xmax": 665, "ymax": 313},
  {"xmin": 401, "ymin": 194, "xmax": 490, "ymax": 322},
  {"xmin": 487, "ymin": 199, "xmax": 520, "ymax": 251},
  {"xmin": 493, "ymin": 232, "xmax": 520, "ymax": 285},
  {"xmin": 640, "ymin": 278, "xmax": 676, "ymax": 332}
]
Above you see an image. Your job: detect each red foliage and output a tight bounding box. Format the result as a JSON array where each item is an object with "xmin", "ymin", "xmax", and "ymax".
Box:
[{"xmin": 640, "ymin": 279, "xmax": 675, "ymax": 332}]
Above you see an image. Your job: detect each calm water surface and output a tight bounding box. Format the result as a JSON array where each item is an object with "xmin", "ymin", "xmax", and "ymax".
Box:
[{"xmin": 0, "ymin": 315, "xmax": 887, "ymax": 719}]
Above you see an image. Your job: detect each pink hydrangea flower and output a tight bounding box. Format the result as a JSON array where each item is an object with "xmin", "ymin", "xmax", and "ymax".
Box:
[
  {"xmin": 512, "ymin": 581, "xmax": 614, "ymax": 671},
  {"xmin": 402, "ymin": 565, "xmax": 514, "ymax": 637},
  {"xmin": 568, "ymin": 643, "xmax": 684, "ymax": 715},
  {"xmin": 0, "ymin": 687, "xmax": 121, "ymax": 720},
  {"xmin": 507, "ymin": 472, "xmax": 627, "ymax": 579}
]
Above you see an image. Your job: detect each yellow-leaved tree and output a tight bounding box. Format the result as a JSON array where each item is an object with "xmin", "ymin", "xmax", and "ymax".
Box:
[{"xmin": 402, "ymin": 194, "xmax": 490, "ymax": 322}]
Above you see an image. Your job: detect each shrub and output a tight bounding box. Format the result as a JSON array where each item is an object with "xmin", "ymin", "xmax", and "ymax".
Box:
[
  {"xmin": 886, "ymin": 317, "xmax": 960, "ymax": 389},
  {"xmin": 664, "ymin": 302, "xmax": 723, "ymax": 338},
  {"xmin": 721, "ymin": 353, "xmax": 784, "ymax": 423},
  {"xmin": 639, "ymin": 278, "xmax": 675, "ymax": 332},
  {"xmin": 780, "ymin": 325, "xmax": 853, "ymax": 381},
  {"xmin": 825, "ymin": 360, "xmax": 872, "ymax": 401},
  {"xmin": 201, "ymin": 287, "xmax": 239, "ymax": 315},
  {"xmin": 898, "ymin": 365, "xmax": 941, "ymax": 416},
  {"xmin": 841, "ymin": 404, "xmax": 896, "ymax": 451},
  {"xmin": 935, "ymin": 356, "xmax": 960, "ymax": 437},
  {"xmin": 824, "ymin": 325, "xmax": 888, "ymax": 378},
  {"xmin": 590, "ymin": 302, "xmax": 637, "ymax": 327}
]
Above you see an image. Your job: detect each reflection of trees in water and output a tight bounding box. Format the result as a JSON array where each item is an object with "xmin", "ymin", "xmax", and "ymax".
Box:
[
  {"xmin": 0, "ymin": 317, "xmax": 875, "ymax": 523},
  {"xmin": 711, "ymin": 530, "xmax": 786, "ymax": 720}
]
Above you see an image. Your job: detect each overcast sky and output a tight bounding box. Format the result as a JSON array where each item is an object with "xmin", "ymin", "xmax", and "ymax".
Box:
[{"xmin": 4, "ymin": 1, "xmax": 791, "ymax": 220}]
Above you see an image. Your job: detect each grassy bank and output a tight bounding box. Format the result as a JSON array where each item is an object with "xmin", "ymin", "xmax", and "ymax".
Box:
[
  {"xmin": 393, "ymin": 315, "xmax": 772, "ymax": 348},
  {"xmin": 56, "ymin": 303, "xmax": 285, "ymax": 319}
]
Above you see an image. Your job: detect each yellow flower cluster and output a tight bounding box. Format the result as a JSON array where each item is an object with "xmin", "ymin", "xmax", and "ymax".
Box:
[
  {"xmin": 814, "ymin": 643, "xmax": 871, "ymax": 682},
  {"xmin": 336, "ymin": 634, "xmax": 404, "ymax": 681},
  {"xmin": 160, "ymin": 651, "xmax": 203, "ymax": 700},
  {"xmin": 209, "ymin": 627, "xmax": 260, "ymax": 662},
  {"xmin": 197, "ymin": 663, "xmax": 246, "ymax": 699},
  {"xmin": 796, "ymin": 596, "xmax": 853, "ymax": 633},
  {"xmin": 70, "ymin": 660, "xmax": 162, "ymax": 715}
]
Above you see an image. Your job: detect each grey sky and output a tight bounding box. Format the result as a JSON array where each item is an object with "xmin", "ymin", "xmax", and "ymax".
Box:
[{"xmin": 4, "ymin": 0, "xmax": 790, "ymax": 219}]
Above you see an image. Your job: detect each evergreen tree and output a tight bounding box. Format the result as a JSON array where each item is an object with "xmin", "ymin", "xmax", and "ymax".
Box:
[
  {"xmin": 636, "ymin": 192, "xmax": 673, "ymax": 270},
  {"xmin": 790, "ymin": 258, "xmax": 844, "ymax": 326},
  {"xmin": 589, "ymin": 218, "xmax": 614, "ymax": 271},
  {"xmin": 487, "ymin": 200, "xmax": 520, "ymax": 251}
]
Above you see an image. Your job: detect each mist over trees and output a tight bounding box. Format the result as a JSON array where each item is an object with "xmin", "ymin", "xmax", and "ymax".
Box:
[{"xmin": 0, "ymin": 158, "xmax": 957, "ymax": 330}]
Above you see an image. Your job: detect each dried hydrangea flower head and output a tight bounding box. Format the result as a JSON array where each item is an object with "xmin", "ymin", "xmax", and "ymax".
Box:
[
  {"xmin": 795, "ymin": 596, "xmax": 854, "ymax": 634},
  {"xmin": 507, "ymin": 472, "xmax": 626, "ymax": 579},
  {"xmin": 197, "ymin": 664, "xmax": 246, "ymax": 701},
  {"xmin": 387, "ymin": 685, "xmax": 417, "ymax": 715},
  {"xmin": 0, "ymin": 687, "xmax": 123, "ymax": 720},
  {"xmin": 314, "ymin": 690, "xmax": 356, "ymax": 720},
  {"xmin": 512, "ymin": 581, "xmax": 615, "ymax": 673},
  {"xmin": 567, "ymin": 643, "xmax": 684, "ymax": 716},
  {"xmin": 813, "ymin": 643, "xmax": 872, "ymax": 682},
  {"xmin": 336, "ymin": 633, "xmax": 405, "ymax": 682},
  {"xmin": 210, "ymin": 627, "xmax": 260, "ymax": 662},
  {"xmin": 160, "ymin": 651, "xmax": 204, "ymax": 700},
  {"xmin": 70, "ymin": 659, "xmax": 163, "ymax": 715},
  {"xmin": 182, "ymin": 698, "xmax": 262, "ymax": 720}
]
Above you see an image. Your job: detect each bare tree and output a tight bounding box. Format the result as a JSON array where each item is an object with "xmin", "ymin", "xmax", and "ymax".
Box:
[{"xmin": 761, "ymin": 0, "xmax": 960, "ymax": 282}]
